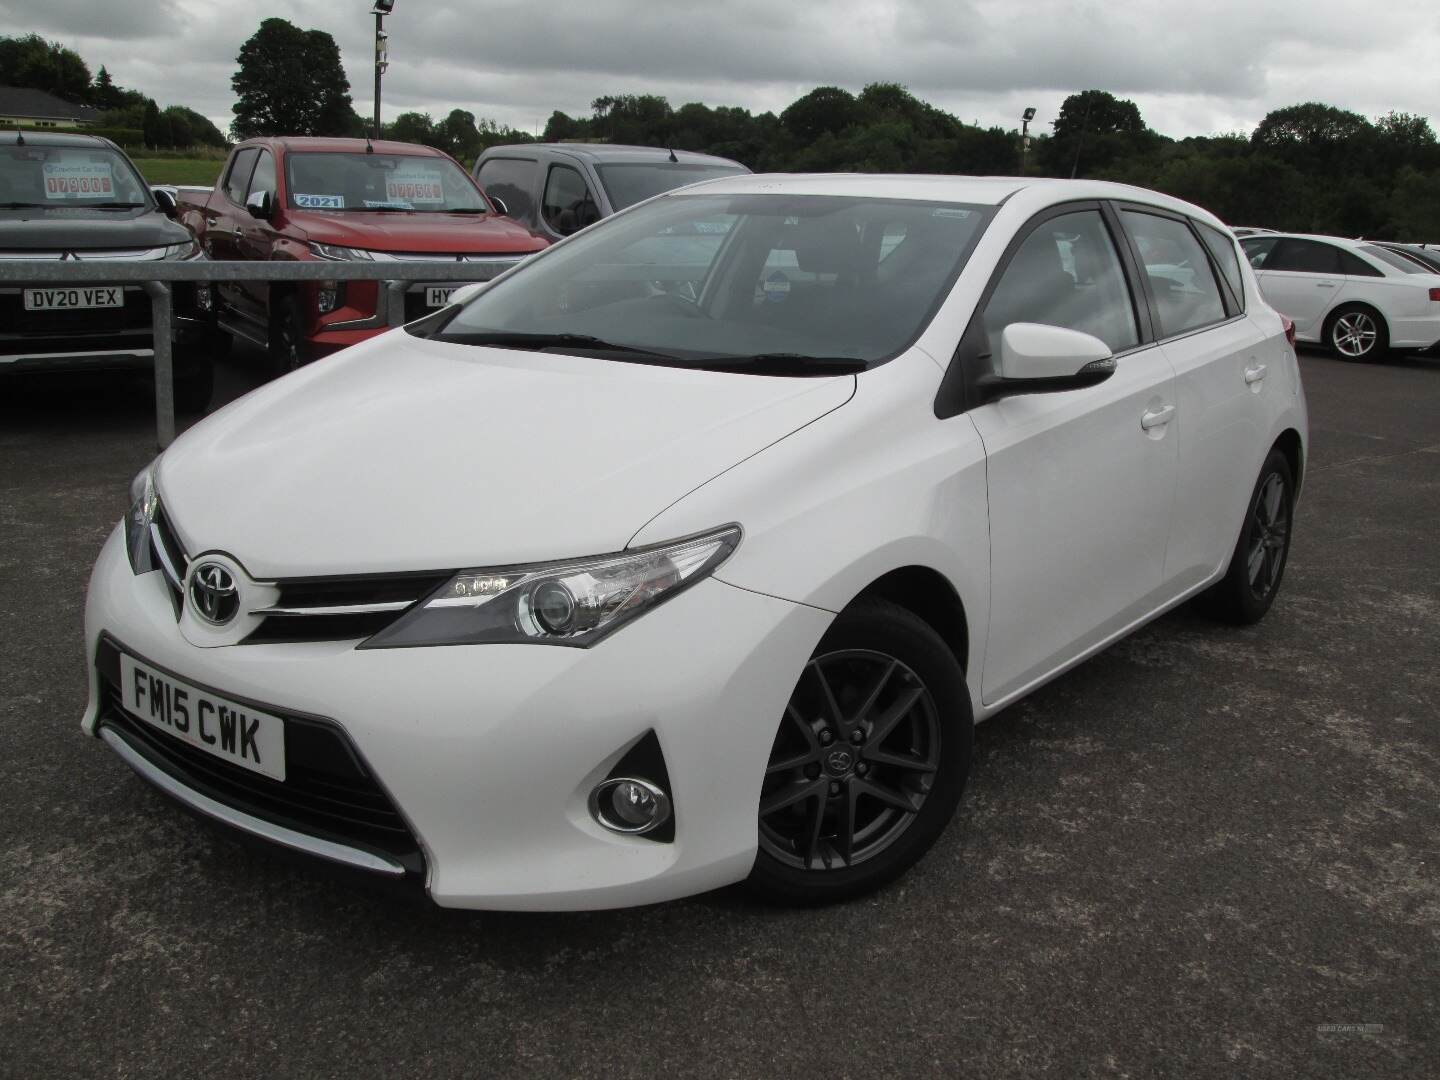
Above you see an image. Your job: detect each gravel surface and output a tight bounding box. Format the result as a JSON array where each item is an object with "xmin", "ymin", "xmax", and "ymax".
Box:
[{"xmin": 2, "ymin": 344, "xmax": 1436, "ymax": 1078}]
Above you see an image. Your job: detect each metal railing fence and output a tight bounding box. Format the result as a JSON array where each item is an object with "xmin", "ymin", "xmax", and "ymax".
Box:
[{"xmin": 0, "ymin": 259, "xmax": 515, "ymax": 447}]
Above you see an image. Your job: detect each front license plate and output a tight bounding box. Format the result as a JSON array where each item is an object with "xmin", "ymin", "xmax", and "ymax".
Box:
[
  {"xmin": 119, "ymin": 655, "xmax": 287, "ymax": 781},
  {"xmin": 425, "ymin": 285, "xmax": 465, "ymax": 307},
  {"xmin": 23, "ymin": 286, "xmax": 124, "ymax": 311}
]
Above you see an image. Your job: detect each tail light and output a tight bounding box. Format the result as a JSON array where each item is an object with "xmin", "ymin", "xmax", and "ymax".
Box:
[
  {"xmin": 1281, "ymin": 315, "xmax": 1296, "ymax": 347},
  {"xmin": 1429, "ymin": 287, "xmax": 1440, "ymax": 302}
]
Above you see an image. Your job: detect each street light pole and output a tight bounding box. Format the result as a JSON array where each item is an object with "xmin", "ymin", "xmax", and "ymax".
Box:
[
  {"xmin": 372, "ymin": 1, "xmax": 395, "ymax": 140},
  {"xmin": 1020, "ymin": 106, "xmax": 1036, "ymax": 175}
]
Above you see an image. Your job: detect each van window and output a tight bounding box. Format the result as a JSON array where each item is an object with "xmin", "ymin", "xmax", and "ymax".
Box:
[{"xmin": 476, "ymin": 157, "xmax": 536, "ymax": 221}]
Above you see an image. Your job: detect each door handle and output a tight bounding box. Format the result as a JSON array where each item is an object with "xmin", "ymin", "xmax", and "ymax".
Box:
[
  {"xmin": 1140, "ymin": 404, "xmax": 1176, "ymax": 430},
  {"xmin": 1316, "ymin": 282, "xmax": 1336, "ymax": 288},
  {"xmin": 1244, "ymin": 363, "xmax": 1268, "ymax": 385}
]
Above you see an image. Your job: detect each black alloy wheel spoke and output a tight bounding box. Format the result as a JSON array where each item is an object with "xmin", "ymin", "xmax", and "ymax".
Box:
[{"xmin": 849, "ymin": 658, "xmax": 898, "ymax": 731}]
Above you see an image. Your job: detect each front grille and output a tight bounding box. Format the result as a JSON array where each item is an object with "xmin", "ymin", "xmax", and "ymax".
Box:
[
  {"xmin": 96, "ymin": 639, "xmax": 424, "ymax": 875},
  {"xmin": 149, "ymin": 501, "xmax": 187, "ymax": 615},
  {"xmin": 244, "ymin": 571, "xmax": 450, "ymax": 644}
]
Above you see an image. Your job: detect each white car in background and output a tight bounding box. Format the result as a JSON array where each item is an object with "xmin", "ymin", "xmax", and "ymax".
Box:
[
  {"xmin": 83, "ymin": 175, "xmax": 1307, "ymax": 910},
  {"xmin": 1240, "ymin": 232, "xmax": 1440, "ymax": 361}
]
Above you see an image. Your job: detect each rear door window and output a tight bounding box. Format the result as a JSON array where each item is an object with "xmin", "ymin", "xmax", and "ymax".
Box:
[
  {"xmin": 476, "ymin": 156, "xmax": 536, "ymax": 221},
  {"xmin": 1265, "ymin": 239, "xmax": 1342, "ymax": 274},
  {"xmin": 1196, "ymin": 222, "xmax": 1246, "ymax": 310},
  {"xmin": 1121, "ymin": 211, "xmax": 1228, "ymax": 337}
]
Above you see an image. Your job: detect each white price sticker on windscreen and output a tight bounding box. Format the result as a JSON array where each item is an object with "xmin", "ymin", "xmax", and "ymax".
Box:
[
  {"xmin": 43, "ymin": 161, "xmax": 115, "ymax": 199},
  {"xmin": 386, "ymin": 167, "xmax": 445, "ymax": 205}
]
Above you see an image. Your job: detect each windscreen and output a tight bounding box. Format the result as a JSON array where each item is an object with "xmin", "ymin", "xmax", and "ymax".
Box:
[
  {"xmin": 430, "ymin": 192, "xmax": 993, "ymax": 373},
  {"xmin": 284, "ymin": 152, "xmax": 487, "ymax": 212},
  {"xmin": 0, "ymin": 144, "xmax": 149, "ymax": 208},
  {"xmin": 597, "ymin": 163, "xmax": 749, "ymax": 211}
]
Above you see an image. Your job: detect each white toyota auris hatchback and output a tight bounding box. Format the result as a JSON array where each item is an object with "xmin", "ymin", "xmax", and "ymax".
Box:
[{"xmin": 84, "ymin": 175, "xmax": 1308, "ymax": 909}]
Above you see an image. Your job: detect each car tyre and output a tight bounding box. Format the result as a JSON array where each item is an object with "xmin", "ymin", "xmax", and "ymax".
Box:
[
  {"xmin": 1198, "ymin": 449, "xmax": 1295, "ymax": 625},
  {"xmin": 1325, "ymin": 304, "xmax": 1387, "ymax": 362},
  {"xmin": 268, "ymin": 295, "xmax": 309, "ymax": 378},
  {"xmin": 748, "ymin": 598, "xmax": 973, "ymax": 905}
]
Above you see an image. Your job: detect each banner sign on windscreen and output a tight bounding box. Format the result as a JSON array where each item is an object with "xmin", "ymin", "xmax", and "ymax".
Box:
[
  {"xmin": 43, "ymin": 161, "xmax": 115, "ymax": 199},
  {"xmin": 386, "ymin": 167, "xmax": 445, "ymax": 205}
]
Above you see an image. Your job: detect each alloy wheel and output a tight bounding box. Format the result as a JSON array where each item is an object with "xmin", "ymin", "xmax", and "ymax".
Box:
[
  {"xmin": 1332, "ymin": 312, "xmax": 1377, "ymax": 358},
  {"xmin": 1246, "ymin": 472, "xmax": 1290, "ymax": 600},
  {"xmin": 759, "ymin": 649, "xmax": 940, "ymax": 872}
]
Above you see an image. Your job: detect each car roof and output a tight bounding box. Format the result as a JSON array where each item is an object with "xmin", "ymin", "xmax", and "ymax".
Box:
[
  {"xmin": 653, "ymin": 172, "xmax": 1229, "ymax": 219},
  {"xmin": 0, "ymin": 130, "xmax": 119, "ymax": 150},
  {"xmin": 240, "ymin": 137, "xmax": 449, "ymax": 157},
  {"xmin": 480, "ymin": 143, "xmax": 745, "ymax": 168}
]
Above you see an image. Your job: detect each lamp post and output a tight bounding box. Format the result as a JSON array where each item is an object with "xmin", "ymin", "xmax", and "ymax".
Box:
[
  {"xmin": 372, "ymin": 1, "xmax": 395, "ymax": 140},
  {"xmin": 1020, "ymin": 106, "xmax": 1036, "ymax": 175}
]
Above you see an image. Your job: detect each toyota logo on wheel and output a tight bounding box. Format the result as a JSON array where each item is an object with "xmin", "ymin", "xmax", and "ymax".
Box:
[{"xmin": 188, "ymin": 563, "xmax": 240, "ymax": 625}]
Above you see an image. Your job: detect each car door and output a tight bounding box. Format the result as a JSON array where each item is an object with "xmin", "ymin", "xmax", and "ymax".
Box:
[
  {"xmin": 966, "ymin": 204, "xmax": 1179, "ymax": 705},
  {"xmin": 1244, "ymin": 237, "xmax": 1348, "ymax": 336},
  {"xmin": 209, "ymin": 147, "xmax": 259, "ymax": 318},
  {"xmin": 1120, "ymin": 208, "xmax": 1270, "ymax": 592},
  {"xmin": 233, "ymin": 147, "xmax": 278, "ymax": 324}
]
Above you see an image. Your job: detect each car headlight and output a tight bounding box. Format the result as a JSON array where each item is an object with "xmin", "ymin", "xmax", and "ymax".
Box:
[
  {"xmin": 161, "ymin": 240, "xmax": 201, "ymax": 260},
  {"xmin": 361, "ymin": 526, "xmax": 741, "ymax": 650},
  {"xmin": 124, "ymin": 459, "xmax": 160, "ymax": 574},
  {"xmin": 309, "ymin": 242, "xmax": 376, "ymax": 261}
]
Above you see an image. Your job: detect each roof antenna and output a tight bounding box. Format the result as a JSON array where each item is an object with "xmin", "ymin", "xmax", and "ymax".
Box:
[{"xmin": 667, "ymin": 147, "xmax": 677, "ymax": 163}]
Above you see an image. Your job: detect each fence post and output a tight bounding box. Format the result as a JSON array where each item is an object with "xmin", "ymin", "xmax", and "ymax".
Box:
[
  {"xmin": 142, "ymin": 281, "xmax": 175, "ymax": 450},
  {"xmin": 386, "ymin": 280, "xmax": 408, "ymax": 327}
]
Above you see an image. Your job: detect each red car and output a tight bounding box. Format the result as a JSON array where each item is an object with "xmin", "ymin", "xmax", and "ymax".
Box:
[{"xmin": 179, "ymin": 137, "xmax": 547, "ymax": 372}]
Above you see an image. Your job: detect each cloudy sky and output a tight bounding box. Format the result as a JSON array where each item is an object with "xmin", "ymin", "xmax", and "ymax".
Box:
[{"xmin": 5, "ymin": 0, "xmax": 1439, "ymax": 141}]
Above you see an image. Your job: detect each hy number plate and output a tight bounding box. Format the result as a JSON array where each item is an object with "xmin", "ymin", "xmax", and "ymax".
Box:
[
  {"xmin": 119, "ymin": 654, "xmax": 287, "ymax": 781},
  {"xmin": 24, "ymin": 286, "xmax": 124, "ymax": 311},
  {"xmin": 425, "ymin": 285, "xmax": 467, "ymax": 308}
]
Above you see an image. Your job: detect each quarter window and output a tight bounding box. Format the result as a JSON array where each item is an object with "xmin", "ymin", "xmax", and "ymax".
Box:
[
  {"xmin": 1122, "ymin": 211, "xmax": 1227, "ymax": 337},
  {"xmin": 223, "ymin": 148, "xmax": 259, "ymax": 205},
  {"xmin": 1241, "ymin": 236, "xmax": 1279, "ymax": 269},
  {"xmin": 542, "ymin": 165, "xmax": 599, "ymax": 236},
  {"xmin": 982, "ymin": 209, "xmax": 1139, "ymax": 357},
  {"xmin": 476, "ymin": 156, "xmax": 536, "ymax": 221}
]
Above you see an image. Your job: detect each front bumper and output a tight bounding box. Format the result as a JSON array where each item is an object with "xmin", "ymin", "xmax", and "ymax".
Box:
[{"xmin": 83, "ymin": 526, "xmax": 831, "ymax": 910}]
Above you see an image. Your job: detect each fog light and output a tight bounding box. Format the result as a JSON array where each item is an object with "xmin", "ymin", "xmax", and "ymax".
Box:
[
  {"xmin": 317, "ymin": 281, "xmax": 341, "ymax": 313},
  {"xmin": 589, "ymin": 777, "xmax": 671, "ymax": 835}
]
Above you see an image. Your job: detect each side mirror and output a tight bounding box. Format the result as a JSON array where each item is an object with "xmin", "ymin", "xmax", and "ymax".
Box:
[
  {"xmin": 990, "ymin": 323, "xmax": 1116, "ymax": 396},
  {"xmin": 445, "ymin": 281, "xmax": 489, "ymax": 306},
  {"xmin": 488, "ymin": 194, "xmax": 509, "ymax": 217},
  {"xmin": 151, "ymin": 187, "xmax": 178, "ymax": 218},
  {"xmin": 245, "ymin": 189, "xmax": 274, "ymax": 222}
]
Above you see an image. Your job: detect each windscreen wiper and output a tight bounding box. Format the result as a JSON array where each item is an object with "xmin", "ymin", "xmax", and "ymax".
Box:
[
  {"xmin": 0, "ymin": 202, "xmax": 44, "ymax": 209},
  {"xmin": 90, "ymin": 202, "xmax": 147, "ymax": 209},
  {"xmin": 442, "ymin": 331, "xmax": 676, "ymax": 360},
  {"xmin": 690, "ymin": 352, "xmax": 869, "ymax": 375}
]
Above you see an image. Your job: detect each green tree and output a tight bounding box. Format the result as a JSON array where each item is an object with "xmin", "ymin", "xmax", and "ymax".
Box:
[
  {"xmin": 780, "ymin": 86, "xmax": 861, "ymax": 143},
  {"xmin": 386, "ymin": 111, "xmax": 435, "ymax": 145},
  {"xmin": 0, "ymin": 34, "xmax": 91, "ymax": 101},
  {"xmin": 542, "ymin": 110, "xmax": 589, "ymax": 141},
  {"xmin": 1045, "ymin": 90, "xmax": 1155, "ymax": 176},
  {"xmin": 142, "ymin": 99, "xmax": 167, "ymax": 149},
  {"xmin": 92, "ymin": 66, "xmax": 125, "ymax": 110},
  {"xmin": 230, "ymin": 18, "xmax": 354, "ymax": 139},
  {"xmin": 164, "ymin": 106, "xmax": 227, "ymax": 148}
]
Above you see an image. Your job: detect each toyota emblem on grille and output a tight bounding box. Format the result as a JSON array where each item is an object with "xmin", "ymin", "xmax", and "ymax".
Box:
[{"xmin": 189, "ymin": 563, "xmax": 240, "ymax": 625}]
